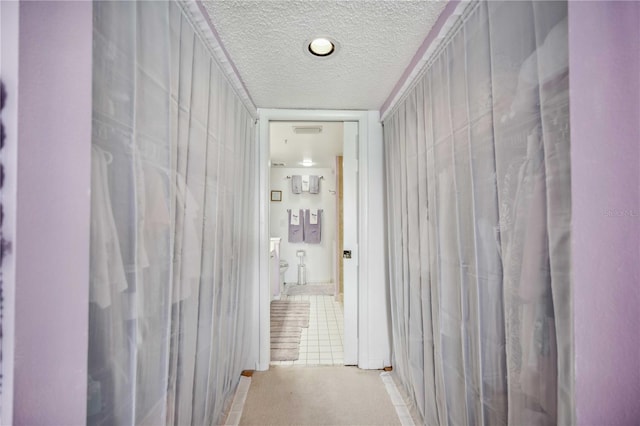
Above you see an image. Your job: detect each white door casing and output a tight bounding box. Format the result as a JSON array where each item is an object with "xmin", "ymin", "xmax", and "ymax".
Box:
[
  {"xmin": 342, "ymin": 121, "xmax": 358, "ymax": 365},
  {"xmin": 255, "ymin": 109, "xmax": 389, "ymax": 371}
]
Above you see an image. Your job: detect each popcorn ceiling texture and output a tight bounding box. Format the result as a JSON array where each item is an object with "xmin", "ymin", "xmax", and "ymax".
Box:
[{"xmin": 201, "ymin": 0, "xmax": 447, "ymax": 110}]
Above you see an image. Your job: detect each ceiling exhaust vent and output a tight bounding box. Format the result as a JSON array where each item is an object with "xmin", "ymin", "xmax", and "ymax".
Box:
[
  {"xmin": 293, "ymin": 125, "xmax": 322, "ymax": 134},
  {"xmin": 271, "ymin": 161, "xmax": 287, "ymax": 167}
]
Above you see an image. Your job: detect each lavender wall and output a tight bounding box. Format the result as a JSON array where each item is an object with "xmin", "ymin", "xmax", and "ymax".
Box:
[
  {"xmin": 14, "ymin": 1, "xmax": 92, "ymax": 423},
  {"xmin": 569, "ymin": 2, "xmax": 640, "ymax": 425}
]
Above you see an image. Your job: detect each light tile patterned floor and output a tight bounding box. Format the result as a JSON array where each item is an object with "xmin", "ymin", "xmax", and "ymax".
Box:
[{"xmin": 270, "ymin": 294, "xmax": 344, "ymax": 366}]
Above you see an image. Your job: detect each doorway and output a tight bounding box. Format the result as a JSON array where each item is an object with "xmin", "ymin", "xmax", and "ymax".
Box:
[
  {"xmin": 266, "ymin": 120, "xmax": 356, "ymax": 367},
  {"xmin": 257, "ymin": 109, "xmax": 374, "ymax": 370},
  {"xmin": 268, "ymin": 120, "xmax": 343, "ymax": 367}
]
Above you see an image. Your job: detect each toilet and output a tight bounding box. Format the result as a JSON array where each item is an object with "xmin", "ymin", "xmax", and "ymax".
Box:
[{"xmin": 279, "ymin": 260, "xmax": 289, "ymax": 287}]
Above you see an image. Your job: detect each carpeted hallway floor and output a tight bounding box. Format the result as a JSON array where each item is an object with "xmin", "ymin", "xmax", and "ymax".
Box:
[{"xmin": 238, "ymin": 366, "xmax": 401, "ymax": 426}]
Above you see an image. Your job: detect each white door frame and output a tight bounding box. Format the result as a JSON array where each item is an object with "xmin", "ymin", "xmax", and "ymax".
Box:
[{"xmin": 256, "ymin": 109, "xmax": 377, "ymax": 371}]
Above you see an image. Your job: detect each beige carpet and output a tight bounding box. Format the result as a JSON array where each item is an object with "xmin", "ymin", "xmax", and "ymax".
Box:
[
  {"xmin": 239, "ymin": 366, "xmax": 401, "ymax": 426},
  {"xmin": 271, "ymin": 301, "xmax": 310, "ymax": 361}
]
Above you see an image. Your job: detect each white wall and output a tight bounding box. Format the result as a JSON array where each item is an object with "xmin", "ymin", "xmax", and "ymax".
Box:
[{"xmin": 270, "ymin": 167, "xmax": 336, "ymax": 284}]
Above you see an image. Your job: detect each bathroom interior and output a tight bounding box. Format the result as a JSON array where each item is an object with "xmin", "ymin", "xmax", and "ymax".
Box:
[{"xmin": 268, "ymin": 121, "xmax": 346, "ymax": 366}]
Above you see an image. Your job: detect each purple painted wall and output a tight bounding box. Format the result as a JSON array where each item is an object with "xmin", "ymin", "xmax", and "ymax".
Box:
[
  {"xmin": 569, "ymin": 2, "xmax": 640, "ymax": 425},
  {"xmin": 14, "ymin": 1, "xmax": 92, "ymax": 424}
]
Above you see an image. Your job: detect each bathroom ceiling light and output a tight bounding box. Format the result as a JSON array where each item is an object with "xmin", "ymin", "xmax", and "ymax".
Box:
[
  {"xmin": 293, "ymin": 125, "xmax": 322, "ymax": 134},
  {"xmin": 308, "ymin": 37, "xmax": 335, "ymax": 57},
  {"xmin": 300, "ymin": 159, "xmax": 314, "ymax": 167}
]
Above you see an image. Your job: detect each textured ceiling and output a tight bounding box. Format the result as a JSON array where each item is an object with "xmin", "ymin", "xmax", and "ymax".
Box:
[{"xmin": 201, "ymin": 1, "xmax": 448, "ymax": 110}]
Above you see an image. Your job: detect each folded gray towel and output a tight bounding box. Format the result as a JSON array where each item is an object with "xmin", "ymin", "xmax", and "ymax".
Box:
[
  {"xmin": 303, "ymin": 209, "xmax": 322, "ymax": 244},
  {"xmin": 309, "ymin": 175, "xmax": 320, "ymax": 194},
  {"xmin": 288, "ymin": 209, "xmax": 304, "ymax": 243},
  {"xmin": 291, "ymin": 175, "xmax": 302, "ymax": 194}
]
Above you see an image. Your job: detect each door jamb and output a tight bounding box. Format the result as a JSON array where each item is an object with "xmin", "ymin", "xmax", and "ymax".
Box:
[{"xmin": 256, "ymin": 109, "xmax": 371, "ymax": 371}]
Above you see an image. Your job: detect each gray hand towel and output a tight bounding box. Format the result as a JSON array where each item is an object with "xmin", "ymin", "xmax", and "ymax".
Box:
[
  {"xmin": 309, "ymin": 175, "xmax": 320, "ymax": 194},
  {"xmin": 303, "ymin": 209, "xmax": 322, "ymax": 244},
  {"xmin": 291, "ymin": 175, "xmax": 302, "ymax": 194},
  {"xmin": 288, "ymin": 209, "xmax": 304, "ymax": 243}
]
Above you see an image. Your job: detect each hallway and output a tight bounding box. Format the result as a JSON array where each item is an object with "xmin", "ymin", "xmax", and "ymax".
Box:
[
  {"xmin": 4, "ymin": 1, "xmax": 639, "ymax": 424},
  {"xmin": 231, "ymin": 366, "xmax": 405, "ymax": 426}
]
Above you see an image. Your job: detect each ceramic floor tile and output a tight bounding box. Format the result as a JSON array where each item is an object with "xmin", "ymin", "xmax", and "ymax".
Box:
[{"xmin": 271, "ymin": 293, "xmax": 345, "ymax": 367}]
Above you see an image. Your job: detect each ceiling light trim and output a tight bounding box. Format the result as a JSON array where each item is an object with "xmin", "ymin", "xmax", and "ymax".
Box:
[
  {"xmin": 308, "ymin": 37, "xmax": 335, "ymax": 57},
  {"xmin": 304, "ymin": 36, "xmax": 340, "ymax": 60}
]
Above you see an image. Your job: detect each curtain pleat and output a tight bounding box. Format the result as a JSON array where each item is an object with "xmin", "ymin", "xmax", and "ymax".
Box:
[
  {"xmin": 383, "ymin": 2, "xmax": 572, "ymax": 425},
  {"xmin": 89, "ymin": 2, "xmax": 257, "ymax": 425}
]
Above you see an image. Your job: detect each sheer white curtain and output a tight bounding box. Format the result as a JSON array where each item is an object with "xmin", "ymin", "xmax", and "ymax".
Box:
[
  {"xmin": 384, "ymin": 2, "xmax": 572, "ymax": 425},
  {"xmin": 89, "ymin": 2, "xmax": 257, "ymax": 424}
]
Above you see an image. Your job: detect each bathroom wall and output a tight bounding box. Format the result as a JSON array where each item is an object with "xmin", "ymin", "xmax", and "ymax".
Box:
[{"xmin": 270, "ymin": 167, "xmax": 336, "ymax": 284}]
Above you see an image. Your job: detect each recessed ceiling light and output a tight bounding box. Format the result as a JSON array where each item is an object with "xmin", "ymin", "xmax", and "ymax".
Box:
[
  {"xmin": 300, "ymin": 159, "xmax": 314, "ymax": 167},
  {"xmin": 308, "ymin": 37, "xmax": 335, "ymax": 57}
]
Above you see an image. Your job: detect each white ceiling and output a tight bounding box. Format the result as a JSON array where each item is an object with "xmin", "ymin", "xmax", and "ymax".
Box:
[
  {"xmin": 200, "ymin": 1, "xmax": 448, "ymax": 110},
  {"xmin": 270, "ymin": 122, "xmax": 343, "ymax": 168}
]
